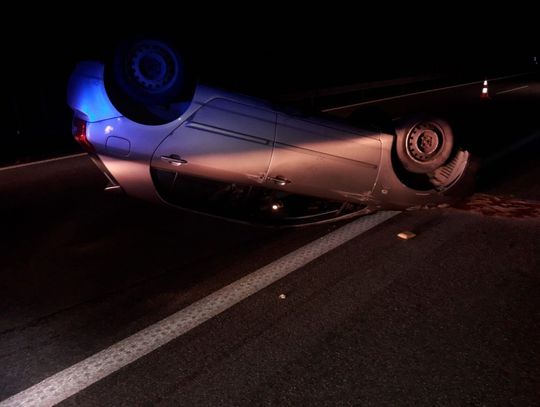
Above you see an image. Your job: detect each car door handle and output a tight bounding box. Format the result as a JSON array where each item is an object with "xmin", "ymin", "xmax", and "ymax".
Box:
[
  {"xmin": 161, "ymin": 154, "xmax": 188, "ymax": 166},
  {"xmin": 267, "ymin": 175, "xmax": 291, "ymax": 186}
]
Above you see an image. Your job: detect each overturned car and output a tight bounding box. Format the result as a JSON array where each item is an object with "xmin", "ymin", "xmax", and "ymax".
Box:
[{"xmin": 67, "ymin": 38, "xmax": 475, "ymax": 226}]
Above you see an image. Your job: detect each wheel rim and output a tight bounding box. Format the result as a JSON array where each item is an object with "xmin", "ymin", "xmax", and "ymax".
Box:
[
  {"xmin": 126, "ymin": 40, "xmax": 179, "ymax": 94},
  {"xmin": 405, "ymin": 121, "xmax": 444, "ymax": 163}
]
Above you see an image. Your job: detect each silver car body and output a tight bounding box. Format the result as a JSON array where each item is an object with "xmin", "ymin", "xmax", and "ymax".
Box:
[{"xmin": 68, "ymin": 61, "xmax": 475, "ymax": 223}]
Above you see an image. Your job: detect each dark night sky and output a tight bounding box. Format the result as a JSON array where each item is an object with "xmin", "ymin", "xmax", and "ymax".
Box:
[
  {"xmin": 6, "ymin": 6, "xmax": 538, "ymax": 83},
  {"xmin": 2, "ymin": 7, "xmax": 537, "ymax": 163}
]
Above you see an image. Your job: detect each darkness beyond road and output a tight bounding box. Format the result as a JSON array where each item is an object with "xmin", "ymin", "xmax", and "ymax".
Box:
[{"xmin": 0, "ymin": 73, "xmax": 539, "ymax": 406}]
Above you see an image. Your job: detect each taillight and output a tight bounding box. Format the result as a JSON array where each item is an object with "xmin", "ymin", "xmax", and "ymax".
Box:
[{"xmin": 72, "ymin": 117, "xmax": 95, "ymax": 152}]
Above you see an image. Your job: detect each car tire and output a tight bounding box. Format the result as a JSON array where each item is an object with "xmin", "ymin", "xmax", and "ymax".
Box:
[
  {"xmin": 394, "ymin": 115, "xmax": 454, "ymax": 174},
  {"xmin": 104, "ymin": 36, "xmax": 195, "ymax": 125}
]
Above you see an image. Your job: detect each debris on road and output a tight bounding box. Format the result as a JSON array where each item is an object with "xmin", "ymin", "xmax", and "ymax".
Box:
[
  {"xmin": 397, "ymin": 231, "xmax": 417, "ymax": 240},
  {"xmin": 453, "ymin": 193, "xmax": 540, "ymax": 219}
]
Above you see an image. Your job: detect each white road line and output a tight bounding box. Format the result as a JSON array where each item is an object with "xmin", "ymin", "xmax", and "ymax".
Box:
[
  {"xmin": 0, "ymin": 153, "xmax": 87, "ymax": 172},
  {"xmin": 322, "ymin": 72, "xmax": 532, "ymax": 112},
  {"xmin": 0, "ymin": 210, "xmax": 399, "ymax": 407},
  {"xmin": 496, "ymin": 85, "xmax": 529, "ymax": 95},
  {"xmin": 322, "ymin": 80, "xmax": 483, "ymax": 112}
]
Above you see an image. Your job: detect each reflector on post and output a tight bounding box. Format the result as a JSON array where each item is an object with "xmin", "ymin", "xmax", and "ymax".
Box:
[{"xmin": 481, "ymin": 79, "xmax": 490, "ymax": 99}]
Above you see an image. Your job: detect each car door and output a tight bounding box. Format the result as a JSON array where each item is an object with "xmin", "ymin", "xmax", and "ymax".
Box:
[
  {"xmin": 152, "ymin": 98, "xmax": 276, "ymax": 185},
  {"xmin": 266, "ymin": 114, "xmax": 381, "ymax": 202}
]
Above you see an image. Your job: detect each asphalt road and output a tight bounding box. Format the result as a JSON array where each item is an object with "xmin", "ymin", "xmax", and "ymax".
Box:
[{"xmin": 1, "ymin": 74, "xmax": 539, "ymax": 406}]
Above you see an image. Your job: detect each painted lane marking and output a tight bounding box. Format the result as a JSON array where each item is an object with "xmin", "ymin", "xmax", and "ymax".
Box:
[
  {"xmin": 495, "ymin": 85, "xmax": 529, "ymax": 95},
  {"xmin": 322, "ymin": 72, "xmax": 532, "ymax": 112},
  {"xmin": 0, "ymin": 153, "xmax": 87, "ymax": 172},
  {"xmin": 322, "ymin": 81, "xmax": 484, "ymax": 112},
  {"xmin": 0, "ymin": 210, "xmax": 399, "ymax": 407}
]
